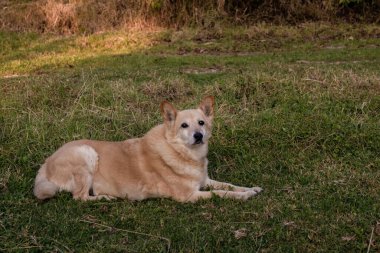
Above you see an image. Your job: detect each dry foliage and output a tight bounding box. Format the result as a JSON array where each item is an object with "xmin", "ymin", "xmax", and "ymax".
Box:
[{"xmin": 0, "ymin": 0, "xmax": 379, "ymax": 34}]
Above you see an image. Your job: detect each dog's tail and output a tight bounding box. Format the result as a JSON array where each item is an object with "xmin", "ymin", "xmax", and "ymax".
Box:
[{"xmin": 34, "ymin": 163, "xmax": 58, "ymax": 200}]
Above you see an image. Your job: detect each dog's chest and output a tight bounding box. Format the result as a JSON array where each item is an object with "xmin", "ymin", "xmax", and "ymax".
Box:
[
  {"xmin": 182, "ymin": 165, "xmax": 207, "ymax": 180},
  {"xmin": 174, "ymin": 160, "xmax": 208, "ymax": 189}
]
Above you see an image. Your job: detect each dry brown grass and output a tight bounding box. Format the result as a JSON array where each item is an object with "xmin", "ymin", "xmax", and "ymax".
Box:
[
  {"xmin": 0, "ymin": 0, "xmax": 378, "ymax": 34},
  {"xmin": 0, "ymin": 0, "xmax": 161, "ymax": 34},
  {"xmin": 43, "ymin": 0, "xmax": 76, "ymax": 34}
]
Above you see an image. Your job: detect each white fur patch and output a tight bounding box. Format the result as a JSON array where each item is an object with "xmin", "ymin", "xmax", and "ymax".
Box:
[{"xmin": 75, "ymin": 145, "xmax": 99, "ymax": 173}]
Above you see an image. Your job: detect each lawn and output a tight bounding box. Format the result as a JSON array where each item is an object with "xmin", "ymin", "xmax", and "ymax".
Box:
[{"xmin": 0, "ymin": 23, "xmax": 380, "ymax": 252}]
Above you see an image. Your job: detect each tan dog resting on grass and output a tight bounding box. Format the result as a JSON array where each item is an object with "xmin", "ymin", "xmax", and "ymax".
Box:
[{"xmin": 34, "ymin": 96, "xmax": 262, "ymax": 202}]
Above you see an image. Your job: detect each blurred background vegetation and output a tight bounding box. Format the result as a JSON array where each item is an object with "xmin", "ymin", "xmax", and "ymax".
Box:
[{"xmin": 0, "ymin": 0, "xmax": 379, "ymax": 34}]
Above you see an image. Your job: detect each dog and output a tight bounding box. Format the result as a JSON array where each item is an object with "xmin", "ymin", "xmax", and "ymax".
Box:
[{"xmin": 34, "ymin": 96, "xmax": 262, "ymax": 202}]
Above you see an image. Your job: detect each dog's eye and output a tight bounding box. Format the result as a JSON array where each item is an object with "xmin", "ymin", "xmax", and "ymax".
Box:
[
  {"xmin": 181, "ymin": 123, "xmax": 189, "ymax": 128},
  {"xmin": 198, "ymin": 120, "xmax": 204, "ymax": 126}
]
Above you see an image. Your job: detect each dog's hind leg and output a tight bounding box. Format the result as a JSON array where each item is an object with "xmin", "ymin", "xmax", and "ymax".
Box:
[
  {"xmin": 68, "ymin": 145, "xmax": 100, "ymax": 201},
  {"xmin": 34, "ymin": 145, "xmax": 101, "ymax": 201},
  {"xmin": 70, "ymin": 173, "xmax": 115, "ymax": 201},
  {"xmin": 71, "ymin": 170, "xmax": 93, "ymax": 201}
]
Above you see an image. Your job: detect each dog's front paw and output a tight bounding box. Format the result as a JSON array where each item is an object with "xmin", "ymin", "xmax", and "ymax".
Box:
[{"xmin": 251, "ymin": 187, "xmax": 263, "ymax": 194}]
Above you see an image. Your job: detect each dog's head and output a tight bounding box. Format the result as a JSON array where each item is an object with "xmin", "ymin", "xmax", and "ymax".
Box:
[{"xmin": 160, "ymin": 96, "xmax": 214, "ymax": 148}]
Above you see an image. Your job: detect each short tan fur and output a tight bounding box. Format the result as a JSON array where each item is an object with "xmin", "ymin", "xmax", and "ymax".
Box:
[{"xmin": 34, "ymin": 96, "xmax": 262, "ymax": 202}]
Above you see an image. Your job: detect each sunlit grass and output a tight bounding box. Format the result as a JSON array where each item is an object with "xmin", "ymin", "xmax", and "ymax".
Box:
[
  {"xmin": 1, "ymin": 23, "xmax": 379, "ymax": 76},
  {"xmin": 0, "ymin": 30, "xmax": 159, "ymax": 75}
]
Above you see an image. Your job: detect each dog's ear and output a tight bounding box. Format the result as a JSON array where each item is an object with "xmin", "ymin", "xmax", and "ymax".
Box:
[
  {"xmin": 199, "ymin": 96, "xmax": 214, "ymax": 119},
  {"xmin": 160, "ymin": 101, "xmax": 177, "ymax": 125}
]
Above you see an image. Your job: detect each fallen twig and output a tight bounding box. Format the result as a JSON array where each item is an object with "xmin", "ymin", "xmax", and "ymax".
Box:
[
  {"xmin": 0, "ymin": 246, "xmax": 42, "ymax": 251},
  {"xmin": 367, "ymin": 226, "xmax": 375, "ymax": 253},
  {"xmin": 302, "ymin": 78, "xmax": 325, "ymax": 84}
]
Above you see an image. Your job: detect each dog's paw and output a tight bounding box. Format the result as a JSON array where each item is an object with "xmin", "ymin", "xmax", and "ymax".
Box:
[{"xmin": 251, "ymin": 187, "xmax": 263, "ymax": 193}]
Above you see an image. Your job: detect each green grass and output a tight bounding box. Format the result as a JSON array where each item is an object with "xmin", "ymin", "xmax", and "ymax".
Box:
[{"xmin": 1, "ymin": 23, "xmax": 380, "ymax": 252}]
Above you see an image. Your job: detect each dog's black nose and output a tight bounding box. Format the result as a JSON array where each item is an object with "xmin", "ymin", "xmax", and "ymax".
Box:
[{"xmin": 194, "ymin": 132, "xmax": 203, "ymax": 141}]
